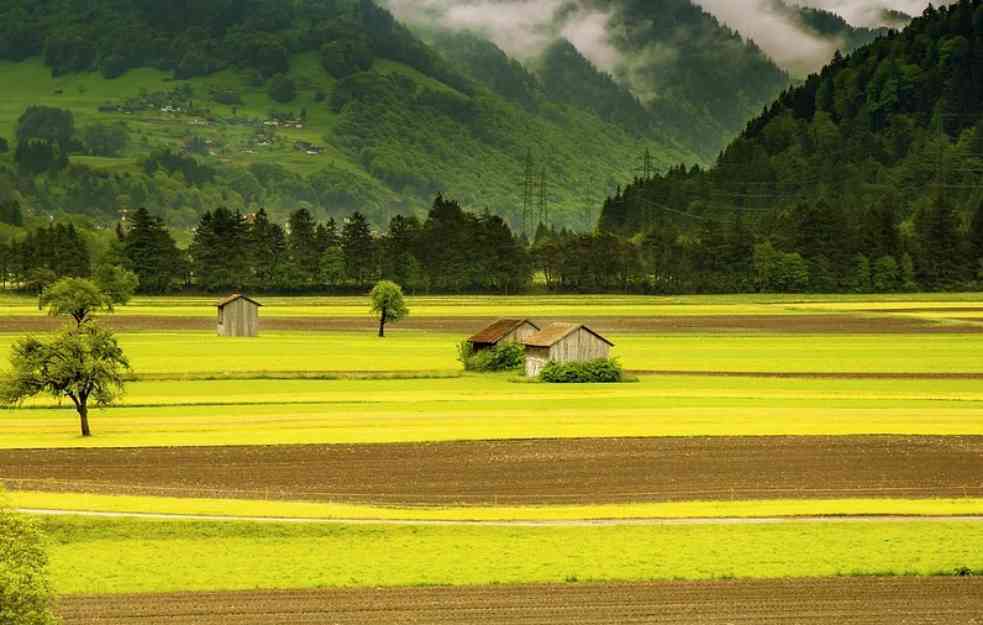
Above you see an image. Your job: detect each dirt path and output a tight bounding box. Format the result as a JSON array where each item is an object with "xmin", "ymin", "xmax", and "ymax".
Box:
[
  {"xmin": 5, "ymin": 436, "xmax": 982, "ymax": 505},
  {"xmin": 57, "ymin": 578, "xmax": 983, "ymax": 624},
  {"xmin": 18, "ymin": 507, "xmax": 983, "ymax": 526}
]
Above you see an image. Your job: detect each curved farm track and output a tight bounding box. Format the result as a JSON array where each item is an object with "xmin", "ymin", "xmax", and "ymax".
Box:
[
  {"xmin": 5, "ymin": 436, "xmax": 983, "ymax": 505},
  {"xmin": 57, "ymin": 578, "xmax": 983, "ymax": 625}
]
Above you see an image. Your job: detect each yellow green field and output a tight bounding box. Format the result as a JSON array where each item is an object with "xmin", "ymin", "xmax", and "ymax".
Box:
[
  {"xmin": 39, "ymin": 515, "xmax": 983, "ymax": 595},
  {"xmin": 3, "ymin": 293, "xmax": 983, "ymax": 599}
]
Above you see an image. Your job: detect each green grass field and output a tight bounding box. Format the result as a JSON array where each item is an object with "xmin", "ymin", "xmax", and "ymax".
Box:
[
  {"xmin": 3, "ymin": 293, "xmax": 983, "ymax": 599},
  {"xmin": 40, "ymin": 516, "xmax": 983, "ymax": 594},
  {"xmin": 2, "ymin": 330, "xmax": 982, "ymax": 376},
  {"xmin": 3, "ymin": 374, "xmax": 983, "ymax": 448}
]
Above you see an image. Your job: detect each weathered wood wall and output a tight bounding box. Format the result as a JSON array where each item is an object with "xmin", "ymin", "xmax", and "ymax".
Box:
[
  {"xmin": 525, "ymin": 328, "xmax": 611, "ymax": 377},
  {"xmin": 218, "ymin": 299, "xmax": 259, "ymax": 337},
  {"xmin": 524, "ymin": 346, "xmax": 552, "ymax": 377},
  {"xmin": 502, "ymin": 322, "xmax": 540, "ymax": 345},
  {"xmin": 549, "ymin": 328, "xmax": 611, "ymax": 363}
]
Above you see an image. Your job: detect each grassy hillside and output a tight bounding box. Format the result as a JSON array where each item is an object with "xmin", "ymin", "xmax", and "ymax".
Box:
[{"xmin": 0, "ymin": 0, "xmax": 699, "ymax": 233}]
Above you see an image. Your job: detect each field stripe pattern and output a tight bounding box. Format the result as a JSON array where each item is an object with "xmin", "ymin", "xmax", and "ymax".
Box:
[
  {"xmin": 56, "ymin": 578, "xmax": 983, "ymax": 625},
  {"xmin": 4, "ymin": 436, "xmax": 982, "ymax": 504}
]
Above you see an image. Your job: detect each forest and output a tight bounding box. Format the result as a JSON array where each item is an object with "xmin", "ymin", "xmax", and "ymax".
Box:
[
  {"xmin": 0, "ymin": 0, "xmax": 797, "ymax": 232},
  {"xmin": 596, "ymin": 0, "xmax": 983, "ymax": 293},
  {"xmin": 1, "ymin": 1, "xmax": 982, "ymax": 294}
]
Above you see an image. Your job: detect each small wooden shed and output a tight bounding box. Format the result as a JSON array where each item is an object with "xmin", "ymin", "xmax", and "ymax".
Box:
[
  {"xmin": 522, "ymin": 323, "xmax": 614, "ymax": 378},
  {"xmin": 467, "ymin": 319, "xmax": 540, "ymax": 351},
  {"xmin": 216, "ymin": 293, "xmax": 262, "ymax": 337}
]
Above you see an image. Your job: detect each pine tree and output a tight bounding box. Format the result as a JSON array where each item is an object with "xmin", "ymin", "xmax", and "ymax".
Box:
[{"xmin": 341, "ymin": 212, "xmax": 375, "ymax": 286}]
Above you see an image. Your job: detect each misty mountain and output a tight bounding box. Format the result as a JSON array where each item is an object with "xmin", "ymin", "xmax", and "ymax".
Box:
[
  {"xmin": 0, "ymin": 0, "xmax": 701, "ymax": 230},
  {"xmin": 396, "ymin": 0, "xmax": 793, "ymax": 159},
  {"xmin": 780, "ymin": 2, "xmax": 893, "ymax": 53}
]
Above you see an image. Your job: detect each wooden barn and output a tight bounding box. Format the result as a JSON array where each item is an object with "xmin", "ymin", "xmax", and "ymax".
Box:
[
  {"xmin": 522, "ymin": 323, "xmax": 614, "ymax": 377},
  {"xmin": 216, "ymin": 294, "xmax": 262, "ymax": 337},
  {"xmin": 467, "ymin": 319, "xmax": 541, "ymax": 351}
]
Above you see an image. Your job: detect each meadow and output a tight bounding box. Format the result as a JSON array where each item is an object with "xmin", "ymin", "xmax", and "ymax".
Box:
[
  {"xmin": 39, "ymin": 516, "xmax": 983, "ymax": 595},
  {"xmin": 1, "ymin": 331, "xmax": 982, "ymax": 376},
  {"xmin": 2, "ymin": 292, "xmax": 983, "ymax": 610},
  {"xmin": 3, "ymin": 374, "xmax": 983, "ymax": 449}
]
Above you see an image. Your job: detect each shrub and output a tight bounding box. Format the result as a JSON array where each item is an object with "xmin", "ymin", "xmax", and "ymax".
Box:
[
  {"xmin": 0, "ymin": 501, "xmax": 58, "ymax": 625},
  {"xmin": 458, "ymin": 341, "xmax": 525, "ymax": 372},
  {"xmin": 540, "ymin": 358, "xmax": 624, "ymax": 384},
  {"xmin": 269, "ymin": 74, "xmax": 297, "ymax": 103}
]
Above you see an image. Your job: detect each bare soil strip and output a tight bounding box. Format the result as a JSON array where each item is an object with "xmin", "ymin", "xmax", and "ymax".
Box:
[
  {"xmin": 57, "ymin": 578, "xmax": 983, "ymax": 625},
  {"xmin": 0, "ymin": 314, "xmax": 977, "ymax": 334},
  {"xmin": 5, "ymin": 436, "xmax": 982, "ymax": 505}
]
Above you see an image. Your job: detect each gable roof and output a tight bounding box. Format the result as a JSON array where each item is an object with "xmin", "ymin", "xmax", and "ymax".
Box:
[
  {"xmin": 468, "ymin": 319, "xmax": 539, "ymax": 344},
  {"xmin": 522, "ymin": 323, "xmax": 614, "ymax": 348},
  {"xmin": 216, "ymin": 293, "xmax": 263, "ymax": 309}
]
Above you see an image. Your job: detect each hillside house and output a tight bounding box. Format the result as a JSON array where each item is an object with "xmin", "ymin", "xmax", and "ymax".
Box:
[
  {"xmin": 467, "ymin": 319, "xmax": 540, "ymax": 352},
  {"xmin": 216, "ymin": 294, "xmax": 262, "ymax": 337},
  {"xmin": 522, "ymin": 323, "xmax": 614, "ymax": 377}
]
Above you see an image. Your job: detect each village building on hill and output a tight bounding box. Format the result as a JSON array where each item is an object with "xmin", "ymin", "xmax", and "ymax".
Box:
[
  {"xmin": 467, "ymin": 319, "xmax": 540, "ymax": 352},
  {"xmin": 216, "ymin": 294, "xmax": 262, "ymax": 337},
  {"xmin": 522, "ymin": 323, "xmax": 614, "ymax": 377}
]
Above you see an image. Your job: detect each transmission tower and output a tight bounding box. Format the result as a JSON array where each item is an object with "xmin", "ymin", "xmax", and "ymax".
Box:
[
  {"xmin": 538, "ymin": 168, "xmax": 549, "ymax": 230},
  {"xmin": 636, "ymin": 148, "xmax": 654, "ymax": 181}
]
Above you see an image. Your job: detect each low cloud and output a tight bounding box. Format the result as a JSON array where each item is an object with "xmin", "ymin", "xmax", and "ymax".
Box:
[
  {"xmin": 693, "ymin": 1, "xmax": 950, "ymax": 75},
  {"xmin": 694, "ymin": 0, "xmax": 839, "ymax": 76},
  {"xmin": 385, "ymin": 0, "xmax": 622, "ymax": 71}
]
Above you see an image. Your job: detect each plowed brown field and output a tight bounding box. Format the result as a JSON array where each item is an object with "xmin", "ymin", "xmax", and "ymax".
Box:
[
  {"xmin": 0, "ymin": 314, "xmax": 975, "ymax": 333},
  {"xmin": 6, "ymin": 436, "xmax": 982, "ymax": 504},
  {"xmin": 57, "ymin": 578, "xmax": 983, "ymax": 624}
]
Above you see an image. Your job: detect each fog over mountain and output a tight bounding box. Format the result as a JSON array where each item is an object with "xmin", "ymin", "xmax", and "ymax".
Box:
[
  {"xmin": 386, "ymin": 0, "xmax": 952, "ymax": 79},
  {"xmin": 694, "ymin": 1, "xmax": 951, "ymax": 75}
]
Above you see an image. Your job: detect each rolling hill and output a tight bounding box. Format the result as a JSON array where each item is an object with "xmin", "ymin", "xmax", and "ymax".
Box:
[{"xmin": 0, "ymin": 0, "xmax": 796, "ymax": 233}]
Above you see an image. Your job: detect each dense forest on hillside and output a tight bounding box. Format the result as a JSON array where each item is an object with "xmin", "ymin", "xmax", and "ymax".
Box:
[
  {"xmin": 0, "ymin": 0, "xmax": 712, "ymax": 234},
  {"xmin": 593, "ymin": 0, "xmax": 791, "ymax": 155},
  {"xmin": 0, "ymin": 0, "xmax": 799, "ymax": 236},
  {"xmin": 593, "ymin": 0, "xmax": 983, "ymax": 293}
]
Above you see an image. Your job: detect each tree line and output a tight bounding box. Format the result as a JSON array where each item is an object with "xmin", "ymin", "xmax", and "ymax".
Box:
[
  {"xmin": 0, "ymin": 195, "xmax": 533, "ymax": 294},
  {"xmin": 6, "ymin": 190, "xmax": 983, "ymax": 295}
]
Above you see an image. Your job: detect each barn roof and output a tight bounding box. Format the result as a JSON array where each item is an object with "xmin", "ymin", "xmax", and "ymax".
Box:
[
  {"xmin": 522, "ymin": 323, "xmax": 614, "ymax": 348},
  {"xmin": 216, "ymin": 293, "xmax": 263, "ymax": 309},
  {"xmin": 468, "ymin": 319, "xmax": 539, "ymax": 344}
]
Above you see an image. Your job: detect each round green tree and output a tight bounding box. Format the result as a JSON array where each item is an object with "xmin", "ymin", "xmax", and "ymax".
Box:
[
  {"xmin": 369, "ymin": 280, "xmax": 409, "ymax": 338},
  {"xmin": 39, "ymin": 277, "xmax": 112, "ymax": 326},
  {"xmin": 1, "ymin": 324, "xmax": 130, "ymax": 437}
]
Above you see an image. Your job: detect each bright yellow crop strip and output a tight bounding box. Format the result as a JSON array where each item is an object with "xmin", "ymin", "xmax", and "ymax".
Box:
[
  {"xmin": 40, "ymin": 516, "xmax": 983, "ymax": 594},
  {"xmin": 11, "ymin": 491, "xmax": 983, "ymax": 521}
]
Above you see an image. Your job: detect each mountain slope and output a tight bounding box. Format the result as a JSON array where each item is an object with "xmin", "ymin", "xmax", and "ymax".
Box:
[
  {"xmin": 598, "ymin": 0, "xmax": 983, "ymax": 291},
  {"xmin": 390, "ymin": 0, "xmax": 792, "ymax": 160},
  {"xmin": 0, "ymin": 0, "xmax": 697, "ymax": 232}
]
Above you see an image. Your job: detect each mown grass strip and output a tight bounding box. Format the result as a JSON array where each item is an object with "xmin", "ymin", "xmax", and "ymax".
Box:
[
  {"xmin": 11, "ymin": 491, "xmax": 983, "ymax": 522},
  {"xmin": 39, "ymin": 515, "xmax": 983, "ymax": 594}
]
